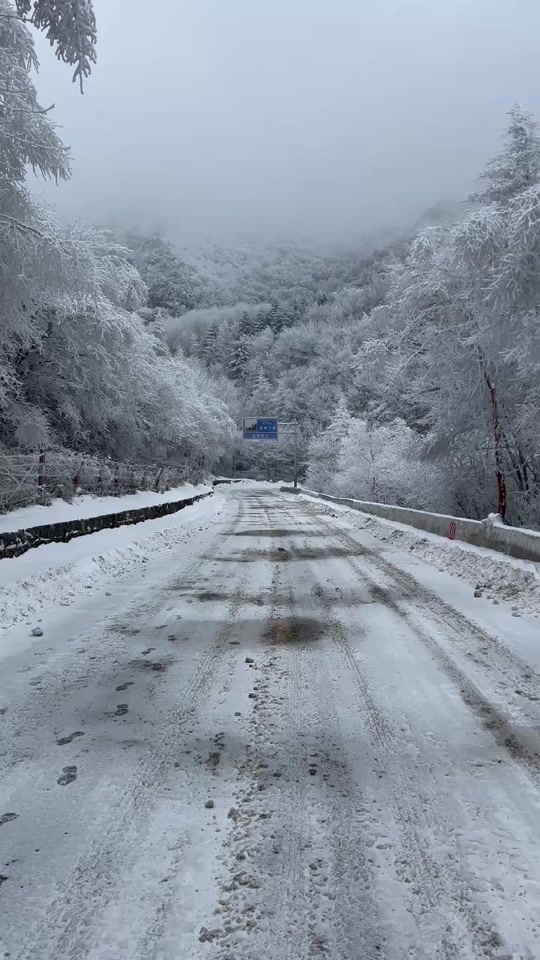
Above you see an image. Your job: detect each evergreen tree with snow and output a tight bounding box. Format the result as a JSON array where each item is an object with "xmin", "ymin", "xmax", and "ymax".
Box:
[
  {"xmin": 15, "ymin": 0, "xmax": 97, "ymax": 90},
  {"xmin": 238, "ymin": 310, "xmax": 252, "ymax": 336},
  {"xmin": 227, "ymin": 333, "xmax": 251, "ymax": 383},
  {"xmin": 203, "ymin": 322, "xmax": 219, "ymax": 363},
  {"xmin": 265, "ymin": 300, "xmax": 286, "ymax": 334},
  {"xmin": 248, "ymin": 369, "xmax": 274, "ymax": 415}
]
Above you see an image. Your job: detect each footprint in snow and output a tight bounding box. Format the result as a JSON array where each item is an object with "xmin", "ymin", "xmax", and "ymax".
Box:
[
  {"xmin": 56, "ymin": 732, "xmax": 85, "ymax": 746},
  {"xmin": 0, "ymin": 813, "xmax": 19, "ymax": 827},
  {"xmin": 57, "ymin": 766, "xmax": 78, "ymax": 786}
]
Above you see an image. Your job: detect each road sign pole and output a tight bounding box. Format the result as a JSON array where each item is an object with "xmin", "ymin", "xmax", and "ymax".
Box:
[
  {"xmin": 293, "ymin": 422, "xmax": 298, "ymax": 489},
  {"xmin": 239, "ymin": 416, "xmax": 298, "ymax": 485}
]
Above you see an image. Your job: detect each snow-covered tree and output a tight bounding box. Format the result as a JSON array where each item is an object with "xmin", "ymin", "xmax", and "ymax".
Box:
[
  {"xmin": 350, "ymin": 108, "xmax": 540, "ymax": 523},
  {"xmin": 227, "ymin": 331, "xmax": 251, "ymax": 382},
  {"xmin": 124, "ymin": 233, "xmax": 209, "ymax": 316},
  {"xmin": 335, "ymin": 418, "xmax": 444, "ymax": 509},
  {"xmin": 14, "ymin": 0, "xmax": 97, "ymax": 89},
  {"xmin": 470, "ymin": 106, "xmax": 540, "ymax": 206},
  {"xmin": 305, "ymin": 396, "xmax": 351, "ymax": 492}
]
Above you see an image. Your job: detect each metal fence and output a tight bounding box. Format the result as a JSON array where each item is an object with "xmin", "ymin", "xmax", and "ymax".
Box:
[{"xmin": 0, "ymin": 450, "xmax": 202, "ymax": 515}]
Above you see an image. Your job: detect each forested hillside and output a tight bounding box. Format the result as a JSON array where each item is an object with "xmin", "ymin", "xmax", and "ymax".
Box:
[
  {"xmin": 128, "ymin": 108, "xmax": 540, "ymax": 527},
  {"xmin": 1, "ymin": 2, "xmax": 539, "ymax": 526}
]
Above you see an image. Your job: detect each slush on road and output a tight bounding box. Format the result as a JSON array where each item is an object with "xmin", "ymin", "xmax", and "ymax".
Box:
[{"xmin": 1, "ymin": 487, "xmax": 540, "ymax": 959}]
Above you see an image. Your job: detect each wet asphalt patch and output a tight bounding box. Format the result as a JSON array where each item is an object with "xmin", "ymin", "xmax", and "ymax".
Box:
[
  {"xmin": 263, "ymin": 617, "xmax": 325, "ymax": 646},
  {"xmin": 213, "ymin": 545, "xmax": 360, "ymax": 563},
  {"xmin": 129, "ymin": 658, "xmax": 170, "ymax": 673},
  {"xmin": 229, "ymin": 528, "xmax": 328, "ymax": 538},
  {"xmin": 196, "ymin": 590, "xmax": 230, "ymax": 602}
]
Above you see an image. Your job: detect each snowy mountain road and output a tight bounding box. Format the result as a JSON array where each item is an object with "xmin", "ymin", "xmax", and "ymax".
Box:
[{"xmin": 1, "ymin": 488, "xmax": 540, "ymax": 960}]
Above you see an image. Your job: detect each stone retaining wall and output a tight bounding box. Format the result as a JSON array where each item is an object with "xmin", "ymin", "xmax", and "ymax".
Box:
[{"xmin": 0, "ymin": 491, "xmax": 213, "ymax": 560}]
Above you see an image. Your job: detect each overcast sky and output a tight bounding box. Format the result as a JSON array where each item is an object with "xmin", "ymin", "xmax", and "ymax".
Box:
[{"xmin": 32, "ymin": 0, "xmax": 540, "ymax": 246}]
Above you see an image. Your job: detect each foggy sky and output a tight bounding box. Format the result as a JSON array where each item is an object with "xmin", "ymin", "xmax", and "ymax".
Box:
[{"xmin": 32, "ymin": 0, "xmax": 540, "ymax": 245}]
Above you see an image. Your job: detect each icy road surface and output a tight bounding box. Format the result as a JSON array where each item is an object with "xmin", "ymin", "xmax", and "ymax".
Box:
[{"xmin": 1, "ymin": 488, "xmax": 540, "ymax": 960}]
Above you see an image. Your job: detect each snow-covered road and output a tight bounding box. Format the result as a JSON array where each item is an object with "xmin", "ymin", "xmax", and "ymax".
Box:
[{"xmin": 2, "ymin": 488, "xmax": 540, "ymax": 960}]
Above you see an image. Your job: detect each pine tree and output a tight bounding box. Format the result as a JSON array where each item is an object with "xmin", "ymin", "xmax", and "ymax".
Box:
[
  {"xmin": 238, "ymin": 310, "xmax": 252, "ymax": 336},
  {"xmin": 249, "ymin": 369, "xmax": 274, "ymax": 414},
  {"xmin": 228, "ymin": 334, "xmax": 251, "ymax": 382},
  {"xmin": 250, "ymin": 307, "xmax": 268, "ymax": 335},
  {"xmin": 188, "ymin": 331, "xmax": 201, "ymax": 358},
  {"xmin": 265, "ymin": 300, "xmax": 286, "ymax": 333},
  {"xmin": 203, "ymin": 322, "xmax": 219, "ymax": 363}
]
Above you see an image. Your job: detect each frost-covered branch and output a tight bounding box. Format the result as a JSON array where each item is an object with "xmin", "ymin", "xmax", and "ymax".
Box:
[{"xmin": 15, "ymin": 0, "xmax": 96, "ymax": 90}]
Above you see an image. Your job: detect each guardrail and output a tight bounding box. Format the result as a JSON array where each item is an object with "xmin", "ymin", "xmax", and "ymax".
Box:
[
  {"xmin": 282, "ymin": 487, "xmax": 540, "ymax": 563},
  {"xmin": 0, "ymin": 490, "xmax": 213, "ymax": 561}
]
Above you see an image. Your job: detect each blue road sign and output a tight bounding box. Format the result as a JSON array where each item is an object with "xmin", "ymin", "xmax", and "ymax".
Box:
[{"xmin": 243, "ymin": 417, "xmax": 279, "ymax": 440}]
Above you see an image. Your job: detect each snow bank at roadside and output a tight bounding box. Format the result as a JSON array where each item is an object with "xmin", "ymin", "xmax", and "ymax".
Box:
[
  {"xmin": 0, "ymin": 483, "xmax": 211, "ymax": 535},
  {"xmin": 310, "ymin": 497, "xmax": 540, "ymax": 620},
  {"xmin": 0, "ymin": 493, "xmax": 219, "ymax": 634}
]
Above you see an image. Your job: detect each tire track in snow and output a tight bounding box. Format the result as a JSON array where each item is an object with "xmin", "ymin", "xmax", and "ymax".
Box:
[
  {"xmin": 313, "ymin": 502, "xmax": 540, "ymax": 710},
  {"xmin": 207, "ymin": 558, "xmax": 316, "ymax": 960},
  {"xmin": 199, "ymin": 497, "xmax": 387, "ymax": 960},
  {"xmin": 260, "ymin": 497, "xmax": 393, "ymax": 959},
  {"xmin": 317, "ymin": 516, "xmax": 540, "ymax": 785},
  {"xmin": 297, "ymin": 534, "xmax": 507, "ymax": 960},
  {"xmin": 13, "ymin": 499, "xmax": 252, "ymax": 960},
  {"xmin": 374, "ymin": 578, "xmax": 540, "ymax": 785},
  {"xmin": 130, "ymin": 493, "xmax": 279, "ymax": 960}
]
